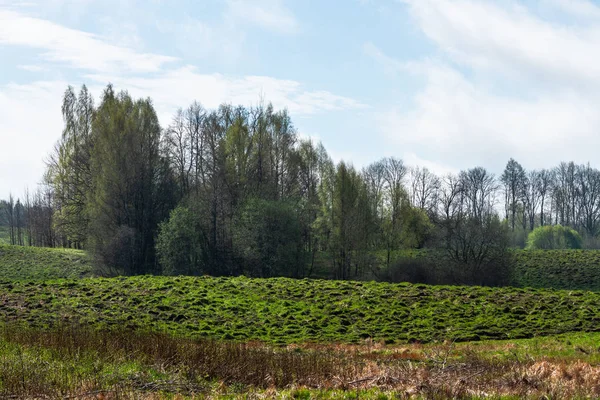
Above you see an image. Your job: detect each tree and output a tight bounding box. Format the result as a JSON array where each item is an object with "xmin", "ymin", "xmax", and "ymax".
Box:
[
  {"xmin": 156, "ymin": 206, "xmax": 206, "ymax": 275},
  {"xmin": 324, "ymin": 162, "xmax": 372, "ymax": 279},
  {"xmin": 233, "ymin": 198, "xmax": 305, "ymax": 277},
  {"xmin": 438, "ymin": 168, "xmax": 510, "ymax": 285},
  {"xmin": 523, "ymin": 170, "xmax": 542, "ymax": 232},
  {"xmin": 501, "ymin": 159, "xmax": 526, "ymax": 231},
  {"xmin": 409, "ymin": 166, "xmax": 440, "ymax": 217},
  {"xmin": 46, "ymin": 85, "xmax": 95, "ymax": 248},
  {"xmin": 538, "ymin": 169, "xmax": 554, "ymax": 227},
  {"xmin": 87, "ymin": 85, "xmax": 171, "ymax": 274}
]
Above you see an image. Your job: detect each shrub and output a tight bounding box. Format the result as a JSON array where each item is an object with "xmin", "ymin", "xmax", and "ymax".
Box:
[{"xmin": 526, "ymin": 225, "xmax": 582, "ymax": 250}]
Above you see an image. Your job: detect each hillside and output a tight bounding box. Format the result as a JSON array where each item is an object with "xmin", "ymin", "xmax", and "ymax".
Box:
[
  {"xmin": 2, "ymin": 276, "xmax": 600, "ymax": 344},
  {"xmin": 512, "ymin": 249, "xmax": 600, "ymax": 290},
  {"xmin": 383, "ymin": 248, "xmax": 600, "ymax": 291},
  {"xmin": 0, "ymin": 244, "xmax": 93, "ymax": 280}
]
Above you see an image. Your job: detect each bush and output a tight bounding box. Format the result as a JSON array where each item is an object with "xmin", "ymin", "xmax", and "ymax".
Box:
[{"xmin": 526, "ymin": 225, "xmax": 582, "ymax": 250}]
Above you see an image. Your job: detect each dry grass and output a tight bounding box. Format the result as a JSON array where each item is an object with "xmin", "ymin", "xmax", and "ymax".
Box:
[{"xmin": 1, "ymin": 325, "xmax": 600, "ymax": 399}]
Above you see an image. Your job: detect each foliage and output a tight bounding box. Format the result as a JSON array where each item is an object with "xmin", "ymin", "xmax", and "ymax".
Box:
[
  {"xmin": 156, "ymin": 206, "xmax": 206, "ymax": 276},
  {"xmin": 2, "ymin": 275, "xmax": 600, "ymax": 345},
  {"xmin": 0, "ymin": 244, "xmax": 92, "ymax": 280},
  {"xmin": 87, "ymin": 86, "xmax": 174, "ymax": 274},
  {"xmin": 526, "ymin": 225, "xmax": 583, "ymax": 250},
  {"xmin": 233, "ymin": 198, "xmax": 305, "ymax": 277}
]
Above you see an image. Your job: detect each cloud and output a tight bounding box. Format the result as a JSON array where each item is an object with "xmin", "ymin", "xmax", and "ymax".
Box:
[
  {"xmin": 400, "ymin": 0, "xmax": 600, "ymax": 88},
  {"xmin": 378, "ymin": 62, "xmax": 600, "ymax": 170},
  {"xmin": 226, "ymin": 0, "xmax": 299, "ymax": 34},
  {"xmin": 366, "ymin": 0, "xmax": 600, "ymax": 175},
  {"xmin": 86, "ymin": 66, "xmax": 367, "ymax": 124},
  {"xmin": 18, "ymin": 64, "xmax": 44, "ymax": 72},
  {"xmin": 0, "ymin": 9, "xmax": 176, "ymax": 73},
  {"xmin": 0, "ymin": 80, "xmax": 67, "ymax": 198}
]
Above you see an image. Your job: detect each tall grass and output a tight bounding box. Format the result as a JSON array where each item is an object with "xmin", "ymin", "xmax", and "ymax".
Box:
[{"xmin": 1, "ymin": 324, "xmax": 600, "ymax": 399}]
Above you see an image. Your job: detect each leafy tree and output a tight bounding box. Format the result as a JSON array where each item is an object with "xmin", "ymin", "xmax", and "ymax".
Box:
[
  {"xmin": 232, "ymin": 197, "xmax": 305, "ymax": 277},
  {"xmin": 526, "ymin": 225, "xmax": 583, "ymax": 250},
  {"xmin": 46, "ymin": 85, "xmax": 95, "ymax": 248},
  {"xmin": 501, "ymin": 158, "xmax": 527, "ymax": 231},
  {"xmin": 156, "ymin": 206, "xmax": 206, "ymax": 275},
  {"xmin": 87, "ymin": 85, "xmax": 172, "ymax": 274}
]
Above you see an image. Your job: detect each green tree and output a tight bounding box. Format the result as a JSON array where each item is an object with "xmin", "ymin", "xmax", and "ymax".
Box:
[
  {"xmin": 233, "ymin": 197, "xmax": 305, "ymax": 277},
  {"xmin": 156, "ymin": 206, "xmax": 206, "ymax": 275},
  {"xmin": 46, "ymin": 85, "xmax": 95, "ymax": 248},
  {"xmin": 87, "ymin": 85, "xmax": 171, "ymax": 274}
]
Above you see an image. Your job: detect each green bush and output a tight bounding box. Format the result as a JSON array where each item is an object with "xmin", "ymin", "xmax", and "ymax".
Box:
[{"xmin": 526, "ymin": 225, "xmax": 582, "ymax": 250}]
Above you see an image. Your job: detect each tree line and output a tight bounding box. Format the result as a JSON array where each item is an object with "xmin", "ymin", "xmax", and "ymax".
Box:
[{"xmin": 1, "ymin": 84, "xmax": 599, "ymax": 283}]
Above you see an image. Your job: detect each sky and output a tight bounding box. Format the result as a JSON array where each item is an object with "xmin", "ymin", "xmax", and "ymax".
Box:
[{"xmin": 2, "ymin": 0, "xmax": 600, "ymax": 199}]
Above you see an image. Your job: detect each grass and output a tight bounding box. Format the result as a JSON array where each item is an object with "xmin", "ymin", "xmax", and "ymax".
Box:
[
  {"xmin": 1, "ymin": 324, "xmax": 600, "ymax": 399},
  {"xmin": 378, "ymin": 248, "xmax": 600, "ymax": 291},
  {"xmin": 2, "ymin": 242, "xmax": 600, "ymax": 290},
  {"xmin": 0, "ymin": 243, "xmax": 93, "ymax": 280},
  {"xmin": 511, "ymin": 249, "xmax": 600, "ymax": 290},
  {"xmin": 2, "ymin": 275, "xmax": 600, "ymax": 345}
]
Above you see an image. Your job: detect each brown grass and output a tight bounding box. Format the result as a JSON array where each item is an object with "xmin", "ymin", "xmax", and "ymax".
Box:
[{"xmin": 1, "ymin": 325, "xmax": 600, "ymax": 399}]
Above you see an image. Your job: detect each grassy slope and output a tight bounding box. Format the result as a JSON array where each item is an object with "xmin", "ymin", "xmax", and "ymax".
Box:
[
  {"xmin": 384, "ymin": 248, "xmax": 600, "ymax": 291},
  {"xmin": 512, "ymin": 249, "xmax": 600, "ymax": 290},
  {"xmin": 2, "ymin": 276, "xmax": 600, "ymax": 344},
  {"xmin": 0, "ymin": 244, "xmax": 93, "ymax": 280}
]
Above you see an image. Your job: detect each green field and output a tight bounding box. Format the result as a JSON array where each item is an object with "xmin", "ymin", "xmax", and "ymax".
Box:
[
  {"xmin": 2, "ymin": 243, "xmax": 600, "ymax": 291},
  {"xmin": 0, "ymin": 244, "xmax": 93, "ymax": 280},
  {"xmin": 2, "ymin": 245, "xmax": 600, "ymax": 398},
  {"xmin": 512, "ymin": 249, "xmax": 600, "ymax": 290},
  {"xmin": 383, "ymin": 248, "xmax": 600, "ymax": 291},
  {"xmin": 2, "ymin": 275, "xmax": 600, "ymax": 344}
]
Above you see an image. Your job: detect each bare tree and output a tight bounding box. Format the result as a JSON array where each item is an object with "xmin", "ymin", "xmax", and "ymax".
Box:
[{"xmin": 409, "ymin": 166, "xmax": 441, "ymax": 216}]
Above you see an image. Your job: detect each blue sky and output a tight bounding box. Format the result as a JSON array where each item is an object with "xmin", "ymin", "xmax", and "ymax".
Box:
[{"xmin": 2, "ymin": 0, "xmax": 600, "ymax": 198}]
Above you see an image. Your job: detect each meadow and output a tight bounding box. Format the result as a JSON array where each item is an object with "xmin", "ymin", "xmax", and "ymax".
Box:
[
  {"xmin": 2, "ymin": 245, "xmax": 600, "ymax": 398},
  {"xmin": 0, "ymin": 243, "xmax": 93, "ymax": 280},
  {"xmin": 384, "ymin": 248, "xmax": 600, "ymax": 291},
  {"xmin": 2, "ymin": 275, "xmax": 600, "ymax": 345}
]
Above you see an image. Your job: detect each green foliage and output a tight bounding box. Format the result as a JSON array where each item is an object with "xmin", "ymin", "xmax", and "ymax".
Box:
[
  {"xmin": 87, "ymin": 86, "xmax": 173, "ymax": 274},
  {"xmin": 233, "ymin": 198, "xmax": 305, "ymax": 277},
  {"xmin": 156, "ymin": 206, "xmax": 205, "ymax": 276},
  {"xmin": 2, "ymin": 275, "xmax": 600, "ymax": 345},
  {"xmin": 0, "ymin": 244, "xmax": 92, "ymax": 280},
  {"xmin": 400, "ymin": 207, "xmax": 433, "ymax": 249},
  {"xmin": 526, "ymin": 225, "xmax": 583, "ymax": 250}
]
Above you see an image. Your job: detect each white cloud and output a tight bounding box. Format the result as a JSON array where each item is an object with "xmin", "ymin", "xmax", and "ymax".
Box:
[
  {"xmin": 226, "ymin": 0, "xmax": 299, "ymax": 34},
  {"xmin": 18, "ymin": 64, "xmax": 44, "ymax": 72},
  {"xmin": 0, "ymin": 9, "xmax": 176, "ymax": 73},
  {"xmin": 378, "ymin": 62, "xmax": 600, "ymax": 171},
  {"xmin": 86, "ymin": 66, "xmax": 366, "ymax": 123},
  {"xmin": 401, "ymin": 0, "xmax": 600, "ymax": 89},
  {"xmin": 368, "ymin": 0, "xmax": 600, "ymax": 174},
  {"xmin": 0, "ymin": 80, "xmax": 67, "ymax": 198}
]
